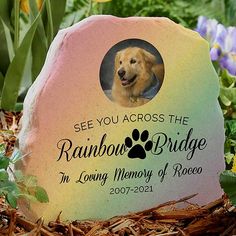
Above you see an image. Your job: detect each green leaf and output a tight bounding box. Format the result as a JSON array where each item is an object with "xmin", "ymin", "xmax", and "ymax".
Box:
[
  {"xmin": 6, "ymin": 192, "xmax": 17, "ymax": 208},
  {"xmin": 61, "ymin": 8, "xmax": 87, "ymax": 28},
  {"xmin": 13, "ymin": 0, "xmax": 20, "ymax": 52},
  {"xmin": 0, "ymin": 155, "xmax": 10, "ymax": 169},
  {"xmin": 0, "ymin": 0, "xmax": 14, "ymax": 29},
  {"xmin": 220, "ymin": 87, "xmax": 236, "ymax": 105},
  {"xmin": 0, "ymin": 12, "xmax": 41, "ymax": 111},
  {"xmin": 43, "ymin": 0, "xmax": 66, "ymax": 42},
  {"xmin": 18, "ymin": 49, "xmax": 33, "ymax": 100},
  {"xmin": 0, "ymin": 18, "xmax": 11, "ymax": 75},
  {"xmin": 0, "ymin": 169, "xmax": 9, "ymax": 181},
  {"xmin": 29, "ymin": 0, "xmax": 47, "ymax": 48},
  {"xmin": 225, "ymin": 0, "xmax": 236, "ymax": 25},
  {"xmin": 29, "ymin": 0, "xmax": 47, "ymax": 81},
  {"xmin": 10, "ymin": 149, "xmax": 22, "ymax": 164},
  {"xmin": 220, "ymin": 69, "xmax": 235, "ymax": 87},
  {"xmin": 49, "ymin": 0, "xmax": 66, "ymax": 35},
  {"xmin": 14, "ymin": 102, "xmax": 23, "ymax": 112},
  {"xmin": 220, "ymin": 94, "xmax": 231, "ymax": 107},
  {"xmin": 0, "ymin": 143, "xmax": 5, "ymax": 154},
  {"xmin": 0, "ymin": 18, "xmax": 15, "ymax": 62},
  {"xmin": 225, "ymin": 120, "xmax": 236, "ymax": 140},
  {"xmin": 31, "ymin": 36, "xmax": 47, "ymax": 81},
  {"xmin": 220, "ymin": 170, "xmax": 236, "ymax": 206},
  {"xmin": 0, "ymin": 180, "xmax": 18, "ymax": 193},
  {"xmin": 14, "ymin": 170, "xmax": 24, "ymax": 181},
  {"xmin": 225, "ymin": 153, "xmax": 235, "ymax": 165},
  {"xmin": 0, "ymin": 72, "xmax": 4, "ymax": 96},
  {"xmin": 18, "ymin": 193, "xmax": 38, "ymax": 202},
  {"xmin": 24, "ymin": 175, "xmax": 38, "ymax": 187},
  {"xmin": 34, "ymin": 186, "xmax": 49, "ymax": 203},
  {"xmin": 45, "ymin": 0, "xmax": 54, "ymax": 44}
]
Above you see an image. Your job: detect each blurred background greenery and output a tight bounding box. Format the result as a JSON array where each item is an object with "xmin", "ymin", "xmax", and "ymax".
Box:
[{"xmin": 63, "ymin": 0, "xmax": 236, "ymax": 28}]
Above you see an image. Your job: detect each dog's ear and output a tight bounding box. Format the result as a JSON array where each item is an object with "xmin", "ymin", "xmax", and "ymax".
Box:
[
  {"xmin": 142, "ymin": 49, "xmax": 164, "ymax": 82},
  {"xmin": 152, "ymin": 63, "xmax": 164, "ymax": 83},
  {"xmin": 142, "ymin": 49, "xmax": 157, "ymax": 67},
  {"xmin": 114, "ymin": 51, "xmax": 121, "ymax": 72}
]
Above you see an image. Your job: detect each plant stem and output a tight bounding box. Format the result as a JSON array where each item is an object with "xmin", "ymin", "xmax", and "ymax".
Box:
[
  {"xmin": 88, "ymin": 0, "xmax": 93, "ymax": 16},
  {"xmin": 14, "ymin": 0, "xmax": 20, "ymax": 52},
  {"xmin": 45, "ymin": 0, "xmax": 54, "ymax": 44},
  {"xmin": 99, "ymin": 3, "xmax": 103, "ymax": 14}
]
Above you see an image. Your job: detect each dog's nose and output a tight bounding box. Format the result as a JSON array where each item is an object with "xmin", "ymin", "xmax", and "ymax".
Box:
[{"xmin": 118, "ymin": 68, "xmax": 126, "ymax": 78}]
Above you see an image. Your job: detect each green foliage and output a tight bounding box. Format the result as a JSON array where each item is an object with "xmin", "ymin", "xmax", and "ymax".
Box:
[
  {"xmin": 101, "ymin": 0, "xmax": 197, "ymax": 27},
  {"xmin": 224, "ymin": 119, "xmax": 236, "ymax": 166},
  {"xmin": 35, "ymin": 186, "xmax": 49, "ymax": 202},
  {"xmin": 220, "ymin": 170, "xmax": 236, "ymax": 205},
  {"xmin": 0, "ymin": 19, "xmax": 11, "ymax": 76},
  {"xmin": 1, "ymin": 14, "xmax": 41, "ymax": 111},
  {"xmin": 211, "ymin": 30, "xmax": 236, "ymax": 206},
  {"xmin": 0, "ymin": 149, "xmax": 49, "ymax": 208},
  {"xmin": 61, "ymin": 0, "xmax": 90, "ymax": 28},
  {"xmin": 107, "ymin": 0, "xmax": 236, "ymax": 27},
  {"xmin": 223, "ymin": 0, "xmax": 236, "ymax": 26},
  {"xmin": 62, "ymin": 0, "xmax": 236, "ymax": 28},
  {"xmin": 218, "ymin": 70, "xmax": 236, "ymax": 167},
  {"xmin": 0, "ymin": 0, "xmax": 66, "ymax": 111}
]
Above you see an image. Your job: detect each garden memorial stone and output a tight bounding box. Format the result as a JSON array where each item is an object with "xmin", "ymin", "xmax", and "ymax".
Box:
[{"xmin": 19, "ymin": 15, "xmax": 225, "ymax": 222}]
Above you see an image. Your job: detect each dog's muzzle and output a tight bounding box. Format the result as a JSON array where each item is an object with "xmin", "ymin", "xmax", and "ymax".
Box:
[{"xmin": 120, "ymin": 75, "xmax": 137, "ymax": 86}]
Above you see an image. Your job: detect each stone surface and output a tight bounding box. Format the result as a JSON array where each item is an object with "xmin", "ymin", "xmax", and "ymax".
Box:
[{"xmin": 19, "ymin": 15, "xmax": 225, "ymax": 222}]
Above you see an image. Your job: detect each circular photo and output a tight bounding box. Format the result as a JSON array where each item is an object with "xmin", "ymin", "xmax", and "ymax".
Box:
[{"xmin": 100, "ymin": 39, "xmax": 164, "ymax": 107}]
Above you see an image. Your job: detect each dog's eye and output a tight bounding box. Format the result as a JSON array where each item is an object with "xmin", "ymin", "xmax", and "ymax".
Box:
[
  {"xmin": 130, "ymin": 59, "xmax": 136, "ymax": 64},
  {"xmin": 119, "ymin": 61, "xmax": 122, "ymax": 65}
]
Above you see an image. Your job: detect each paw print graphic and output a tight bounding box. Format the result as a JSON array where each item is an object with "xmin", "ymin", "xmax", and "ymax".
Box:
[{"xmin": 125, "ymin": 129, "xmax": 153, "ymax": 159}]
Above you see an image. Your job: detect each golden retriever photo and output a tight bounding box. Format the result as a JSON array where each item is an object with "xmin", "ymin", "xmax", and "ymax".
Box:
[{"xmin": 111, "ymin": 47, "xmax": 164, "ymax": 107}]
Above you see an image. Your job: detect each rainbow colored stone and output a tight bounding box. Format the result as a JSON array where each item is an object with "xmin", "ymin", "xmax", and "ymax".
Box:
[{"xmin": 19, "ymin": 16, "xmax": 225, "ymax": 222}]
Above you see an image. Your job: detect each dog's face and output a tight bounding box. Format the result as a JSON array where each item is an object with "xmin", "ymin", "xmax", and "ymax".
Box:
[{"xmin": 114, "ymin": 47, "xmax": 156, "ymax": 87}]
